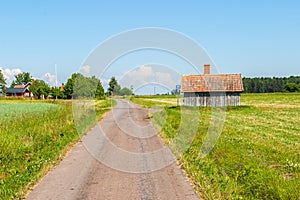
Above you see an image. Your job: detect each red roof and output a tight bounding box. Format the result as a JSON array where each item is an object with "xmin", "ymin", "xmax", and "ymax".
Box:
[
  {"xmin": 14, "ymin": 85, "xmax": 25, "ymax": 88},
  {"xmin": 182, "ymin": 74, "xmax": 243, "ymax": 93},
  {"xmin": 14, "ymin": 82, "xmax": 31, "ymax": 89}
]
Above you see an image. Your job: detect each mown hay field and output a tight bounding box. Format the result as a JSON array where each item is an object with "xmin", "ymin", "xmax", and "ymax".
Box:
[{"xmin": 131, "ymin": 93, "xmax": 300, "ymax": 199}]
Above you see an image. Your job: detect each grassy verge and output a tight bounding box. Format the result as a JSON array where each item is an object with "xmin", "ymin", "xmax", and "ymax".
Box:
[
  {"xmin": 0, "ymin": 99, "xmax": 115, "ymax": 199},
  {"xmin": 130, "ymin": 94, "xmax": 300, "ymax": 199}
]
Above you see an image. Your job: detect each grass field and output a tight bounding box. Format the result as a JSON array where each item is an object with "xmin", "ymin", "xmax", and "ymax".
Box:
[
  {"xmin": 0, "ymin": 99, "xmax": 115, "ymax": 199},
  {"xmin": 131, "ymin": 93, "xmax": 300, "ymax": 199}
]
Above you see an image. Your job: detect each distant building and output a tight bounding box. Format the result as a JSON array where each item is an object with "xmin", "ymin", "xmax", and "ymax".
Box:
[
  {"xmin": 182, "ymin": 64, "xmax": 243, "ymax": 106},
  {"xmin": 6, "ymin": 83, "xmax": 32, "ymax": 98},
  {"xmin": 60, "ymin": 83, "xmax": 65, "ymax": 91}
]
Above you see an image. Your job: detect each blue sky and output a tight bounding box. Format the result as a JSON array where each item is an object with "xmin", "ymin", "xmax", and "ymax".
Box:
[{"xmin": 0, "ymin": 0, "xmax": 299, "ymax": 90}]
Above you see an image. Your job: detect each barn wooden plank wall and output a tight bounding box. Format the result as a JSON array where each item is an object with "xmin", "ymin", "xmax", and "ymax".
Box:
[{"xmin": 183, "ymin": 92, "xmax": 241, "ymax": 106}]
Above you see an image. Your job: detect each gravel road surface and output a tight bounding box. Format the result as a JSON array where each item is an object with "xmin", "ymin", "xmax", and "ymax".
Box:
[{"xmin": 26, "ymin": 99, "xmax": 199, "ymax": 200}]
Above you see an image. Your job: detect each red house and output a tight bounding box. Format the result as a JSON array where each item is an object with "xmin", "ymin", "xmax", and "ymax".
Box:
[{"xmin": 6, "ymin": 83, "xmax": 32, "ymax": 98}]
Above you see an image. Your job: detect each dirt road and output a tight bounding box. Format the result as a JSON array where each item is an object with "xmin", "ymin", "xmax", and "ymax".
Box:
[{"xmin": 26, "ymin": 99, "xmax": 199, "ymax": 200}]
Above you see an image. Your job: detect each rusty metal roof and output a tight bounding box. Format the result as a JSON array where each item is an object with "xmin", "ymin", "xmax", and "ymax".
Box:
[{"xmin": 181, "ymin": 74, "xmax": 243, "ymax": 92}]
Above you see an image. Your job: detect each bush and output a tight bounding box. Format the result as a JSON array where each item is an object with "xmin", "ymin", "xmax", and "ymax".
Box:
[{"xmin": 284, "ymin": 83, "xmax": 300, "ymax": 92}]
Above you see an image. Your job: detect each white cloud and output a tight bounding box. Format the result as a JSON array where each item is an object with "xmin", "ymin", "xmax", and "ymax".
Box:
[
  {"xmin": 80, "ymin": 65, "xmax": 91, "ymax": 75},
  {"xmin": 99, "ymin": 78, "xmax": 110, "ymax": 90},
  {"xmin": 119, "ymin": 66, "xmax": 153, "ymax": 86},
  {"xmin": 0, "ymin": 67, "xmax": 60, "ymax": 87},
  {"xmin": 156, "ymin": 71, "xmax": 177, "ymax": 87},
  {"xmin": 101, "ymin": 78, "xmax": 110, "ymax": 85},
  {"xmin": 119, "ymin": 65, "xmax": 180, "ymax": 91},
  {"xmin": 43, "ymin": 73, "xmax": 57, "ymax": 86},
  {"xmin": 0, "ymin": 67, "xmax": 22, "ymax": 85}
]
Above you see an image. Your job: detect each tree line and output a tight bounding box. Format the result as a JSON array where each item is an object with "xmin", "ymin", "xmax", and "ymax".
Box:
[
  {"xmin": 0, "ymin": 70, "xmax": 133, "ymax": 99},
  {"xmin": 1, "ymin": 69, "xmax": 299, "ymax": 97},
  {"xmin": 243, "ymin": 76, "xmax": 300, "ymax": 93}
]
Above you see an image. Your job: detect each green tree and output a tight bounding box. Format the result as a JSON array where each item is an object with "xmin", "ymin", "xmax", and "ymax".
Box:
[
  {"xmin": 0, "ymin": 70, "xmax": 6, "ymax": 94},
  {"xmin": 73, "ymin": 73, "xmax": 94, "ymax": 98},
  {"xmin": 107, "ymin": 76, "xmax": 120, "ymax": 96},
  {"xmin": 10, "ymin": 80, "xmax": 16, "ymax": 88},
  {"xmin": 30, "ymin": 80, "xmax": 50, "ymax": 99},
  {"xmin": 284, "ymin": 83, "xmax": 300, "ymax": 92},
  {"xmin": 119, "ymin": 87, "xmax": 133, "ymax": 96},
  {"xmin": 64, "ymin": 73, "xmax": 106, "ymax": 99},
  {"xmin": 242, "ymin": 76, "xmax": 300, "ymax": 93},
  {"xmin": 95, "ymin": 80, "xmax": 105, "ymax": 99},
  {"xmin": 64, "ymin": 73, "xmax": 78, "ymax": 99},
  {"xmin": 13, "ymin": 72, "xmax": 32, "ymax": 85},
  {"xmin": 51, "ymin": 86, "xmax": 65, "ymax": 99}
]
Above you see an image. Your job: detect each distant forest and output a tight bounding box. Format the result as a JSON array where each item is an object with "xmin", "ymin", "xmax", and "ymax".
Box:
[{"xmin": 242, "ymin": 76, "xmax": 300, "ymax": 93}]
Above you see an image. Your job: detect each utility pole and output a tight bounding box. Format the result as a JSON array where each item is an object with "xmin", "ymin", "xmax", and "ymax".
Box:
[
  {"xmin": 176, "ymin": 84, "xmax": 181, "ymax": 106},
  {"xmin": 55, "ymin": 64, "xmax": 58, "ymax": 100}
]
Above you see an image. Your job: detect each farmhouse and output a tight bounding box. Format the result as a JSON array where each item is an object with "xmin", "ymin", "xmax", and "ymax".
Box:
[
  {"xmin": 182, "ymin": 64, "xmax": 243, "ymax": 106},
  {"xmin": 6, "ymin": 82, "xmax": 32, "ymax": 98}
]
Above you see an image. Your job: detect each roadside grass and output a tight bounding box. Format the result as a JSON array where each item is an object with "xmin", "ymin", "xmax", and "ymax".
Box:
[
  {"xmin": 133, "ymin": 95, "xmax": 177, "ymax": 99},
  {"xmin": 130, "ymin": 96, "xmax": 175, "ymax": 108},
  {"xmin": 130, "ymin": 94, "xmax": 300, "ymax": 199},
  {"xmin": 0, "ymin": 99, "xmax": 115, "ymax": 200}
]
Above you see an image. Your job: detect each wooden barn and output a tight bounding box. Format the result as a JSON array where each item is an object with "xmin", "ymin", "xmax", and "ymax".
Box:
[{"xmin": 182, "ymin": 64, "xmax": 243, "ymax": 106}]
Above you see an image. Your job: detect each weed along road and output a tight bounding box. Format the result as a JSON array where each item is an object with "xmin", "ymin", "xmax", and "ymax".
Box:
[{"xmin": 26, "ymin": 99, "xmax": 199, "ymax": 200}]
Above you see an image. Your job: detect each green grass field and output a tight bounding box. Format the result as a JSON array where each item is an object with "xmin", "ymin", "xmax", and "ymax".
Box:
[
  {"xmin": 131, "ymin": 93, "xmax": 300, "ymax": 200},
  {"xmin": 0, "ymin": 99, "xmax": 115, "ymax": 199}
]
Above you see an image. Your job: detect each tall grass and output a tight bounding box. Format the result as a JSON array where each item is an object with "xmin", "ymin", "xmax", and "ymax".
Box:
[
  {"xmin": 0, "ymin": 99, "xmax": 115, "ymax": 199},
  {"xmin": 131, "ymin": 94, "xmax": 300, "ymax": 199}
]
